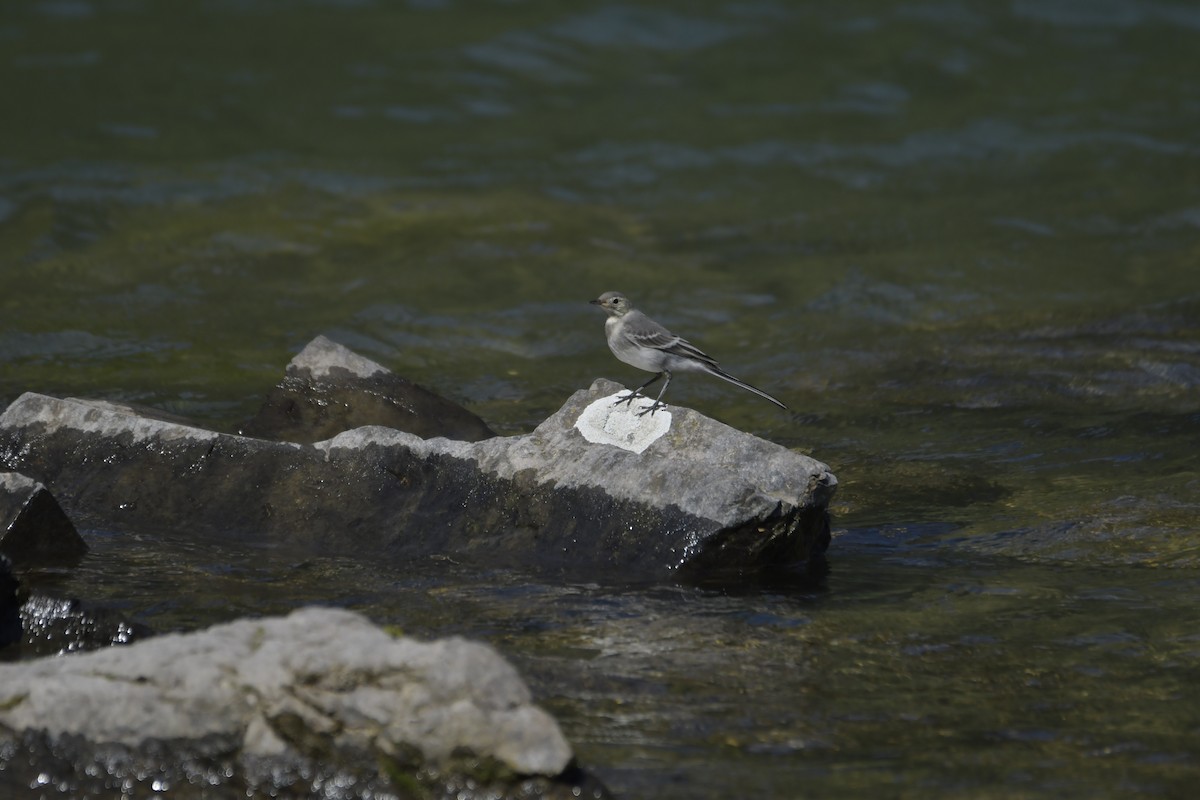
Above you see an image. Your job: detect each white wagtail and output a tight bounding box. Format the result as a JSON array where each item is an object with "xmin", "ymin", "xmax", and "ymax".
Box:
[{"xmin": 590, "ymin": 290, "xmax": 787, "ymax": 416}]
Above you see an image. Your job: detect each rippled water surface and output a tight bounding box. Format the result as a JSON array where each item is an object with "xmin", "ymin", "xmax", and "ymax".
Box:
[{"xmin": 2, "ymin": 1, "xmax": 1199, "ymax": 797}]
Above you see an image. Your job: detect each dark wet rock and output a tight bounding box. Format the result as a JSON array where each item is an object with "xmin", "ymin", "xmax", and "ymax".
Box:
[
  {"xmin": 0, "ymin": 379, "xmax": 836, "ymax": 579},
  {"xmin": 0, "ymin": 472, "xmax": 154, "ymax": 659},
  {"xmin": 13, "ymin": 593, "xmax": 152, "ymax": 658},
  {"xmin": 239, "ymin": 334, "xmax": 497, "ymax": 443},
  {"xmin": 0, "ymin": 556, "xmax": 19, "ymax": 649},
  {"xmin": 0, "ymin": 606, "xmax": 607, "ymax": 800},
  {"xmin": 0, "ymin": 470, "xmax": 87, "ymax": 568},
  {"xmin": 0, "ymin": 566, "xmax": 152, "ymax": 659}
]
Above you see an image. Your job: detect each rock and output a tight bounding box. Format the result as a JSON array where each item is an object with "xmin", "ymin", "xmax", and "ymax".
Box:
[
  {"xmin": 0, "ymin": 470, "xmax": 88, "ymax": 568},
  {"xmin": 16, "ymin": 593, "xmax": 153, "ymax": 658},
  {"xmin": 0, "ymin": 541, "xmax": 148, "ymax": 658},
  {"xmin": 0, "ymin": 555, "xmax": 19, "ymax": 649},
  {"xmin": 0, "ymin": 607, "xmax": 604, "ymax": 799},
  {"xmin": 0, "ymin": 378, "xmax": 835, "ymax": 579},
  {"xmin": 239, "ymin": 335, "xmax": 497, "ymax": 443}
]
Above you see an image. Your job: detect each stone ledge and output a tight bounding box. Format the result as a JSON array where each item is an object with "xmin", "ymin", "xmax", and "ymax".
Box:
[{"xmin": 0, "ymin": 606, "xmax": 605, "ymax": 798}]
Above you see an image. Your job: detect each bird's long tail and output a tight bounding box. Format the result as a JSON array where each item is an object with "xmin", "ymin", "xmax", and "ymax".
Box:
[{"xmin": 706, "ymin": 365, "xmax": 788, "ymax": 410}]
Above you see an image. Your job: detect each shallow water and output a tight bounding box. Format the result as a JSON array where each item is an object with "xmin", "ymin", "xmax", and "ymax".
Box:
[{"xmin": 3, "ymin": 0, "xmax": 1200, "ymax": 797}]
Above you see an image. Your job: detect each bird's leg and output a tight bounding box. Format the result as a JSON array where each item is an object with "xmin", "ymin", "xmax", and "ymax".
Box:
[
  {"xmin": 614, "ymin": 372, "xmax": 663, "ymax": 408},
  {"xmin": 636, "ymin": 372, "xmax": 673, "ymax": 416}
]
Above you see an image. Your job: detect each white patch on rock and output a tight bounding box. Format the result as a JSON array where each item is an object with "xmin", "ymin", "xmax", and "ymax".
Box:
[{"xmin": 574, "ymin": 392, "xmax": 671, "ymax": 454}]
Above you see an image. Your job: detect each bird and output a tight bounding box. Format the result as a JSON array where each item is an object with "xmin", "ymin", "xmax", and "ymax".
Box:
[{"xmin": 589, "ymin": 290, "xmax": 787, "ymax": 416}]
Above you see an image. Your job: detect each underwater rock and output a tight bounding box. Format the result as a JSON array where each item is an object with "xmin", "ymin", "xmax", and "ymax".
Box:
[
  {"xmin": 0, "ymin": 470, "xmax": 87, "ymax": 568},
  {"xmin": 239, "ymin": 334, "xmax": 497, "ymax": 443},
  {"xmin": 0, "ymin": 374, "xmax": 835, "ymax": 579},
  {"xmin": 0, "ymin": 606, "xmax": 604, "ymax": 799}
]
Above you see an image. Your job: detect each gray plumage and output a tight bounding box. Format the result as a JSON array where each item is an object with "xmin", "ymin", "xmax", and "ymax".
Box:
[{"xmin": 589, "ymin": 290, "xmax": 787, "ymax": 416}]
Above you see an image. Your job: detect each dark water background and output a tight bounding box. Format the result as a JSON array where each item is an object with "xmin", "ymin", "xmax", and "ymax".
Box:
[{"xmin": 3, "ymin": 1, "xmax": 1200, "ymax": 797}]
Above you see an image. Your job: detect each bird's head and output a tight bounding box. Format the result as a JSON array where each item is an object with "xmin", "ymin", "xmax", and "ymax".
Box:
[{"xmin": 590, "ymin": 291, "xmax": 632, "ymax": 317}]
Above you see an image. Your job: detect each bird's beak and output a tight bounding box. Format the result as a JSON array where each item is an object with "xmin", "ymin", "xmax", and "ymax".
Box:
[{"xmin": 589, "ymin": 298, "xmax": 602, "ymax": 305}]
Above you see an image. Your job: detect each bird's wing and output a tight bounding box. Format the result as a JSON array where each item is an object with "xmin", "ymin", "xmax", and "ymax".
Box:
[
  {"xmin": 662, "ymin": 336, "xmax": 719, "ymax": 369},
  {"xmin": 624, "ymin": 312, "xmax": 719, "ymax": 369}
]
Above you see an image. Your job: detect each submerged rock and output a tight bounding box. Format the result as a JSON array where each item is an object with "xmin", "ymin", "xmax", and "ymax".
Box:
[
  {"xmin": 0, "ymin": 470, "xmax": 87, "ymax": 568},
  {"xmin": 0, "ymin": 606, "xmax": 603, "ymax": 799},
  {"xmin": 0, "ymin": 374, "xmax": 835, "ymax": 578},
  {"xmin": 239, "ymin": 334, "xmax": 497, "ymax": 443}
]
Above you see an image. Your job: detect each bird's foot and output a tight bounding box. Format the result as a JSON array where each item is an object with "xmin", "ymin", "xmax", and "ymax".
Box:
[
  {"xmin": 612, "ymin": 391, "xmax": 642, "ymax": 408},
  {"xmin": 635, "ymin": 401, "xmax": 667, "ymax": 417}
]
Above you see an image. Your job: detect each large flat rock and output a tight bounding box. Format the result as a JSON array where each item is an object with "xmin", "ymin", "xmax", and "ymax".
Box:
[
  {"xmin": 0, "ymin": 378, "xmax": 835, "ymax": 579},
  {"xmin": 0, "ymin": 606, "xmax": 601, "ymax": 798}
]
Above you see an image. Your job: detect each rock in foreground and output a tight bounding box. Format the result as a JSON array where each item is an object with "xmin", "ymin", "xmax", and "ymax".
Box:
[{"xmin": 0, "ymin": 606, "xmax": 603, "ymax": 799}]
